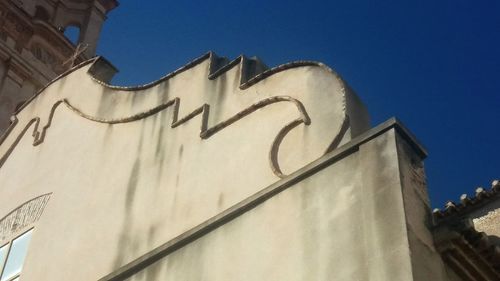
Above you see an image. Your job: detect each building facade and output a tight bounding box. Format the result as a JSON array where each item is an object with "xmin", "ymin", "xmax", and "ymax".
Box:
[
  {"xmin": 0, "ymin": 0, "xmax": 118, "ymax": 133},
  {"xmin": 0, "ymin": 1, "xmax": 498, "ymax": 281}
]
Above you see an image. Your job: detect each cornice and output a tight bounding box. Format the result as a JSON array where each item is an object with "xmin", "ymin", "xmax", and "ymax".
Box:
[
  {"xmin": 434, "ymin": 219, "xmax": 500, "ymax": 280},
  {"xmin": 433, "ymin": 180, "xmax": 500, "ymax": 221},
  {"xmin": 14, "ymin": 51, "xmax": 346, "ymax": 114},
  {"xmin": 1, "ymin": 52, "xmax": 357, "ymax": 179}
]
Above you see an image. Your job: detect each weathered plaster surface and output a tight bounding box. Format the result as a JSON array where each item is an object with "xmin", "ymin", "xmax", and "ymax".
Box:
[
  {"xmin": 0, "ymin": 54, "xmax": 446, "ymax": 280},
  {"xmin": 0, "ymin": 54, "xmax": 372, "ymax": 280},
  {"xmin": 120, "ymin": 127, "xmax": 443, "ymax": 281},
  {"xmin": 474, "ymin": 209, "xmax": 500, "ymax": 238}
]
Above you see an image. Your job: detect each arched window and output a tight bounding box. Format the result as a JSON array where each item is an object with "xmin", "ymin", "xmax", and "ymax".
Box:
[
  {"xmin": 0, "ymin": 194, "xmax": 51, "ymax": 280},
  {"xmin": 63, "ymin": 25, "xmax": 81, "ymax": 45},
  {"xmin": 34, "ymin": 6, "xmax": 50, "ymax": 21},
  {"xmin": 0, "ymin": 229, "xmax": 33, "ymax": 281}
]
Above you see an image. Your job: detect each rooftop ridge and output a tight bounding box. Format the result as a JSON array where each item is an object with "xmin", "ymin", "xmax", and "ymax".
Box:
[
  {"xmin": 12, "ymin": 51, "xmax": 334, "ymax": 116},
  {"xmin": 88, "ymin": 51, "xmax": 325, "ymax": 91},
  {"xmin": 433, "ymin": 179, "xmax": 500, "ymax": 221}
]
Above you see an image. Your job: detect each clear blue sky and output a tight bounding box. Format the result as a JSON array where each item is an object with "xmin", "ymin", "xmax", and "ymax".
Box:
[{"xmin": 96, "ymin": 0, "xmax": 499, "ymax": 207}]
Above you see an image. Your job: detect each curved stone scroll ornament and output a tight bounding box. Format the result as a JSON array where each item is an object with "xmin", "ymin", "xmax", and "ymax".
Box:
[
  {"xmin": 0, "ymin": 96, "xmax": 313, "ymax": 178},
  {"xmin": 0, "ymin": 193, "xmax": 51, "ymax": 242},
  {"xmin": 0, "ymin": 52, "xmax": 365, "ymax": 178},
  {"xmin": 65, "ymin": 96, "xmax": 313, "ymax": 178}
]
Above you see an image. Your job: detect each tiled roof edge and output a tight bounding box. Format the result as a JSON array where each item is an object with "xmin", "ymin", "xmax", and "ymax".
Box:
[{"xmin": 433, "ymin": 180, "xmax": 500, "ymax": 221}]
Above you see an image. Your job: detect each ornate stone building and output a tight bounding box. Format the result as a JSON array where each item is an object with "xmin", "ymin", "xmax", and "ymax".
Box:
[{"xmin": 0, "ymin": 0, "xmax": 118, "ymax": 133}]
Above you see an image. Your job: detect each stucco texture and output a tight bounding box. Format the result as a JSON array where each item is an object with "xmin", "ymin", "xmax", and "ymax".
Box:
[{"xmin": 0, "ymin": 55, "xmax": 447, "ymax": 280}]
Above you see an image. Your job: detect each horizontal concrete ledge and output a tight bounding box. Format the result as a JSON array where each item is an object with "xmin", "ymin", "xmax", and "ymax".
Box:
[{"xmin": 98, "ymin": 117, "xmax": 426, "ymax": 281}]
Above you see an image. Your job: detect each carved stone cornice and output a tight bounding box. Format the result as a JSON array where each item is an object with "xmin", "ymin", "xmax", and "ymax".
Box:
[
  {"xmin": 434, "ymin": 219, "xmax": 500, "ymax": 281},
  {"xmin": 0, "ymin": 1, "xmax": 34, "ymax": 52},
  {"xmin": 0, "ymin": 1, "xmax": 84, "ymax": 75},
  {"xmin": 0, "ymin": 40, "xmax": 51, "ymax": 84}
]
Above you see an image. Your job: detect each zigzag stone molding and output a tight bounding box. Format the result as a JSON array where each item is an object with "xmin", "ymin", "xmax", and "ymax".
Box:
[
  {"xmin": 0, "ymin": 52, "xmax": 368, "ymax": 178},
  {"xmin": 0, "ymin": 96, "xmax": 312, "ymax": 177},
  {"xmin": 0, "ymin": 53, "xmax": 371, "ymax": 280}
]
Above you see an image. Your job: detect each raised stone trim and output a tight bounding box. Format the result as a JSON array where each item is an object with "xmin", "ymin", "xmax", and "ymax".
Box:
[
  {"xmin": 1, "ymin": 53, "xmax": 354, "ymax": 178},
  {"xmin": 0, "ymin": 95, "xmax": 314, "ymax": 178},
  {"xmin": 14, "ymin": 52, "xmax": 343, "ymax": 114}
]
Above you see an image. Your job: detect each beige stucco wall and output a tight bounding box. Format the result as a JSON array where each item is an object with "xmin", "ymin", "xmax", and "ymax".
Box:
[
  {"xmin": 122, "ymin": 127, "xmax": 448, "ymax": 281},
  {"xmin": 0, "ymin": 55, "xmax": 448, "ymax": 280}
]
